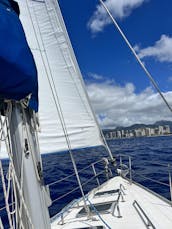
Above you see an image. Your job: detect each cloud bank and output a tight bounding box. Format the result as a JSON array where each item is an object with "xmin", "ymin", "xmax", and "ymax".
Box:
[
  {"xmin": 136, "ymin": 35, "xmax": 172, "ymax": 63},
  {"xmin": 88, "ymin": 0, "xmax": 146, "ymax": 33},
  {"xmin": 86, "ymin": 80, "xmax": 172, "ymax": 129}
]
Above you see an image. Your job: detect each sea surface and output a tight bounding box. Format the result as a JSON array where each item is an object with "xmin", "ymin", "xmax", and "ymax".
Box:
[{"xmin": 1, "ymin": 135, "xmax": 172, "ymax": 227}]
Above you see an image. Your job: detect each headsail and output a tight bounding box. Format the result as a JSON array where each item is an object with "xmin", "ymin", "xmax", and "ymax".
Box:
[{"xmin": 17, "ymin": 0, "xmax": 103, "ymax": 153}]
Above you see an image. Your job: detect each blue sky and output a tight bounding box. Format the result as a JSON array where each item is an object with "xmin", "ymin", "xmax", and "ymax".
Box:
[{"xmin": 58, "ymin": 0, "xmax": 172, "ymax": 128}]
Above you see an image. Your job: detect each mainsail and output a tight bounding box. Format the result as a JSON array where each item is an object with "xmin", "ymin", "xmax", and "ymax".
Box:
[
  {"xmin": 0, "ymin": 1, "xmax": 110, "ymax": 228},
  {"xmin": 17, "ymin": 0, "xmax": 103, "ymax": 154}
]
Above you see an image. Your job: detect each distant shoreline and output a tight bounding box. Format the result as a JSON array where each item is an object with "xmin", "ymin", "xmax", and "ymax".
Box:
[{"xmin": 106, "ymin": 133, "xmax": 172, "ymax": 140}]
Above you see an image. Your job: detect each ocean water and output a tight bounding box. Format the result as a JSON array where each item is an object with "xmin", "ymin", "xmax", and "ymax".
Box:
[{"xmin": 1, "ymin": 135, "xmax": 172, "ymax": 227}]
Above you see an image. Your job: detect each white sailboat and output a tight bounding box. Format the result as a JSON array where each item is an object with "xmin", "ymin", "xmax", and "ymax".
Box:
[{"xmin": 0, "ymin": 0, "xmax": 172, "ymax": 229}]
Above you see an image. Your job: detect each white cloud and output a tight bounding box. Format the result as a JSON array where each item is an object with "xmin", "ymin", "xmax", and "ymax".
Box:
[
  {"xmin": 86, "ymin": 80, "xmax": 172, "ymax": 129},
  {"xmin": 88, "ymin": 72, "xmax": 104, "ymax": 80},
  {"xmin": 136, "ymin": 35, "xmax": 172, "ymax": 63},
  {"xmin": 88, "ymin": 0, "xmax": 146, "ymax": 33}
]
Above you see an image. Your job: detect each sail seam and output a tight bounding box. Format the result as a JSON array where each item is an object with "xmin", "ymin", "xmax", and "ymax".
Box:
[{"xmin": 45, "ymin": 0, "xmax": 94, "ymax": 121}]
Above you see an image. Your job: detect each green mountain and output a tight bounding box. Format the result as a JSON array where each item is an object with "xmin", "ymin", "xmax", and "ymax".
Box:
[{"xmin": 103, "ymin": 120, "xmax": 172, "ymax": 133}]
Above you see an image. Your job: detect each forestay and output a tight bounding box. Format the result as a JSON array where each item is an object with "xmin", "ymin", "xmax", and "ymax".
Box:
[{"xmin": 17, "ymin": 0, "xmax": 103, "ymax": 153}]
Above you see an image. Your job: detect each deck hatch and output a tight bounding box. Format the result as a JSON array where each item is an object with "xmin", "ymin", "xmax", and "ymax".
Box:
[
  {"xmin": 94, "ymin": 189, "xmax": 119, "ymax": 197},
  {"xmin": 77, "ymin": 203, "xmax": 112, "ymax": 217},
  {"xmin": 75, "ymin": 227, "xmax": 104, "ymax": 229}
]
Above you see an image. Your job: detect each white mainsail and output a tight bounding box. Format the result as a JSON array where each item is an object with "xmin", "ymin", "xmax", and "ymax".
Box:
[{"xmin": 17, "ymin": 0, "xmax": 103, "ymax": 154}]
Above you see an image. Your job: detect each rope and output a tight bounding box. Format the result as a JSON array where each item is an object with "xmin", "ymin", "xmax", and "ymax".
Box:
[
  {"xmin": 86, "ymin": 197, "xmax": 111, "ymax": 229},
  {"xmin": 51, "ymin": 0, "xmax": 114, "ymax": 161},
  {"xmin": 25, "ymin": 0, "xmax": 90, "ymax": 213},
  {"xmin": 51, "ymin": 0, "xmax": 114, "ymax": 160},
  {"xmin": 20, "ymin": 105, "xmax": 52, "ymax": 229},
  {"xmin": 99, "ymin": 0, "xmax": 172, "ymax": 114},
  {"xmin": 48, "ymin": 0, "xmax": 94, "ymax": 120},
  {"xmin": 10, "ymin": 162, "xmax": 34, "ymax": 229},
  {"xmin": 25, "ymin": 0, "xmax": 75, "ymax": 157},
  {"xmin": 21, "ymin": 106, "xmax": 42, "ymax": 182},
  {"xmin": 0, "ymin": 103, "xmax": 34, "ymax": 229},
  {"xmin": 18, "ymin": 131, "xmax": 25, "ymax": 229},
  {"xmin": 0, "ymin": 102, "xmax": 12, "ymax": 141},
  {"xmin": 0, "ymin": 160, "xmax": 14, "ymax": 228}
]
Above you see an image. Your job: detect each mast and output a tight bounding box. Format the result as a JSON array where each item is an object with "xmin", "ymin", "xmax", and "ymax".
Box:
[{"xmin": 8, "ymin": 102, "xmax": 51, "ymax": 229}]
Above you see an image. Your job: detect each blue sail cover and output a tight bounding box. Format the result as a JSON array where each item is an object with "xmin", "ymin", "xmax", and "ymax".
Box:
[{"xmin": 0, "ymin": 0, "xmax": 38, "ymax": 111}]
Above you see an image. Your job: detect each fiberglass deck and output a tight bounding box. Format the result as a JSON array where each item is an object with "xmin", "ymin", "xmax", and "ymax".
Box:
[{"xmin": 51, "ymin": 176, "xmax": 172, "ymax": 229}]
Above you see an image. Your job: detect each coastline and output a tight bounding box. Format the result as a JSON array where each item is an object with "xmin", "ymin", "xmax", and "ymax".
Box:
[{"xmin": 106, "ymin": 133, "xmax": 172, "ymax": 140}]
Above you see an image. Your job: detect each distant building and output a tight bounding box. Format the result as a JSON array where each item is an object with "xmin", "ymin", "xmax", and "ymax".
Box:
[
  {"xmin": 116, "ymin": 130, "xmax": 122, "ymax": 138},
  {"xmin": 145, "ymin": 128, "xmax": 151, "ymax": 136},
  {"xmin": 158, "ymin": 126, "xmax": 164, "ymax": 135},
  {"xmin": 163, "ymin": 125, "xmax": 170, "ymax": 135},
  {"xmin": 150, "ymin": 128, "xmax": 155, "ymax": 136},
  {"xmin": 104, "ymin": 124, "xmax": 171, "ymax": 140}
]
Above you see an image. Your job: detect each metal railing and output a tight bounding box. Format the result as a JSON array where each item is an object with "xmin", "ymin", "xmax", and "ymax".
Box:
[
  {"xmin": 48, "ymin": 157, "xmax": 115, "ymax": 225},
  {"xmin": 112, "ymin": 184, "xmax": 125, "ymax": 218},
  {"xmin": 116, "ymin": 154, "xmax": 172, "ymax": 204},
  {"xmin": 1, "ymin": 153, "xmax": 172, "ymax": 225},
  {"xmin": 48, "ymin": 158, "xmax": 112, "ymax": 204},
  {"xmin": 0, "ymin": 157, "xmax": 112, "ymax": 226},
  {"xmin": 117, "ymin": 154, "xmax": 132, "ymax": 184},
  {"xmin": 133, "ymin": 200, "xmax": 156, "ymax": 229}
]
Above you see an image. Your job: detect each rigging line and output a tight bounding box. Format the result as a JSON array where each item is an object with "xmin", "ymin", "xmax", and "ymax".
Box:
[
  {"xmin": 99, "ymin": 0, "xmax": 172, "ymax": 114},
  {"xmin": 0, "ymin": 203, "xmax": 13, "ymax": 212},
  {"xmin": 55, "ymin": 0, "xmax": 114, "ymax": 159},
  {"xmin": 11, "ymin": 174, "xmax": 18, "ymax": 228},
  {"xmin": 6, "ymin": 164, "xmax": 12, "ymax": 210},
  {"xmin": 0, "ymin": 103, "xmax": 12, "ymax": 141},
  {"xmin": 49, "ymin": 1, "xmax": 93, "ymax": 120},
  {"xmin": 45, "ymin": 0, "xmax": 114, "ymax": 164},
  {"xmin": 24, "ymin": 0, "xmax": 69, "ymax": 155},
  {"xmin": 21, "ymin": 105, "xmax": 53, "ymax": 228},
  {"xmin": 1, "ymin": 109, "xmax": 22, "ymax": 228},
  {"xmin": 18, "ymin": 128, "xmax": 25, "ymax": 229},
  {"xmin": 1, "ymin": 109, "xmax": 29, "ymax": 228},
  {"xmin": 32, "ymin": 111, "xmax": 42, "ymax": 164},
  {"xmin": 39, "ymin": 1, "xmax": 87, "ymax": 132},
  {"xmin": 10, "ymin": 171, "xmax": 15, "ymax": 228},
  {"xmin": 26, "ymin": 0, "xmax": 73, "ymax": 153},
  {"xmin": 54, "ymin": 0, "xmax": 113, "ymax": 160},
  {"xmin": 25, "ymin": 0, "xmax": 70, "ymax": 159},
  {"xmin": 21, "ymin": 107, "xmax": 41, "ymax": 182},
  {"xmin": 25, "ymin": 0, "xmax": 90, "ymax": 215},
  {"xmin": 28, "ymin": 2, "xmax": 74, "ymax": 155},
  {"xmin": 0, "ymin": 160, "xmax": 13, "ymax": 228},
  {"xmin": 4, "ymin": 104, "xmax": 34, "ymax": 229},
  {"xmin": 86, "ymin": 197, "xmax": 111, "ymax": 229},
  {"xmin": 3, "ymin": 108, "xmax": 23, "ymax": 228},
  {"xmin": 21, "ymin": 106, "xmax": 51, "ymax": 228},
  {"xmin": 41, "ymin": 0, "xmax": 113, "ymax": 161},
  {"xmin": 8, "ymin": 161, "xmax": 34, "ymax": 229}
]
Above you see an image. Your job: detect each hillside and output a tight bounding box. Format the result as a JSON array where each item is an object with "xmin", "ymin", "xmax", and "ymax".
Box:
[{"xmin": 103, "ymin": 120, "xmax": 172, "ymax": 133}]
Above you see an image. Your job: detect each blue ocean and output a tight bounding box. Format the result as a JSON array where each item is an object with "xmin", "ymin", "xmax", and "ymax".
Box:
[{"xmin": 0, "ymin": 135, "xmax": 172, "ymax": 227}]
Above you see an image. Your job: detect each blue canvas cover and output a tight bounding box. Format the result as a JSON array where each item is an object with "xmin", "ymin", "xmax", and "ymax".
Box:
[{"xmin": 0, "ymin": 0, "xmax": 38, "ymax": 111}]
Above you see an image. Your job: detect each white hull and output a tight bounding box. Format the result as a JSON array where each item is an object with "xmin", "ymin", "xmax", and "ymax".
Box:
[{"xmin": 51, "ymin": 176, "xmax": 172, "ymax": 229}]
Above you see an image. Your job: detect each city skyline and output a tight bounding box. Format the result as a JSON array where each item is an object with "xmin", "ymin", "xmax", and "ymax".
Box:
[{"xmin": 104, "ymin": 125, "xmax": 171, "ymax": 139}]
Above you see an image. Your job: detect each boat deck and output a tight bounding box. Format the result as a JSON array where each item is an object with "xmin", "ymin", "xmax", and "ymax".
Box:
[{"xmin": 51, "ymin": 176, "xmax": 172, "ymax": 229}]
